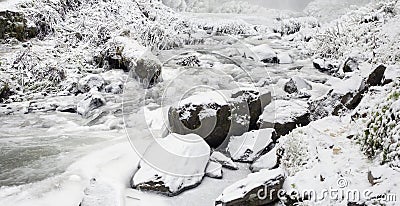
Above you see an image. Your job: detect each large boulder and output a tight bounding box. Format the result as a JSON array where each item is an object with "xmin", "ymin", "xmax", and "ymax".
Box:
[
  {"xmin": 132, "ymin": 50, "xmax": 162, "ymax": 88},
  {"xmin": 313, "ymin": 58, "xmax": 338, "ymax": 75},
  {"xmin": 77, "ymin": 90, "xmax": 106, "ymax": 117},
  {"xmin": 308, "ymin": 70, "xmax": 384, "ymax": 120},
  {"xmin": 0, "ymin": 10, "xmax": 37, "ymax": 41},
  {"xmin": 168, "ymin": 89, "xmax": 272, "ymax": 148},
  {"xmin": 258, "ymin": 99, "xmax": 310, "ymax": 138},
  {"xmin": 95, "ymin": 36, "xmax": 145, "ymax": 72},
  {"xmin": 250, "ymin": 44, "xmax": 278, "ymax": 63},
  {"xmin": 131, "ymin": 133, "xmax": 210, "ymax": 196},
  {"xmin": 215, "ymin": 168, "xmax": 285, "ymax": 206},
  {"xmin": 78, "ymin": 74, "xmax": 105, "ymax": 93},
  {"xmin": 284, "ymin": 76, "xmax": 312, "ymax": 94},
  {"xmin": 366, "ymin": 64, "xmax": 386, "ymax": 87},
  {"xmin": 210, "ymin": 151, "xmax": 239, "ymax": 170},
  {"xmin": 227, "ymin": 128, "xmax": 275, "ymax": 162}
]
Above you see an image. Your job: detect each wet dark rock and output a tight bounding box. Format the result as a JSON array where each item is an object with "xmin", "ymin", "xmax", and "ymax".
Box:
[
  {"xmin": 366, "ymin": 64, "xmax": 386, "ymax": 87},
  {"xmin": 0, "ymin": 81, "xmax": 12, "ymax": 103},
  {"xmin": 56, "ymin": 104, "xmax": 77, "ymax": 113}
]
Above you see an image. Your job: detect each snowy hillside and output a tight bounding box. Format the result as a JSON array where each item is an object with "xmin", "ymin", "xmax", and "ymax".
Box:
[{"xmin": 1, "ymin": 0, "xmax": 400, "ymax": 206}]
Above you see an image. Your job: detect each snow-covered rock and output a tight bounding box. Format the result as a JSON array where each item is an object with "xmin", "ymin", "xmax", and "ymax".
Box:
[
  {"xmin": 78, "ymin": 74, "xmax": 105, "ymax": 93},
  {"xmin": 168, "ymin": 89, "xmax": 271, "ymax": 148},
  {"xmin": 283, "ymin": 76, "xmax": 312, "ymax": 94},
  {"xmin": 205, "ymin": 161, "xmax": 223, "ymax": 179},
  {"xmin": 80, "ymin": 178, "xmax": 120, "ymax": 206},
  {"xmin": 131, "ymin": 133, "xmax": 210, "ymax": 196},
  {"xmin": 228, "ymin": 128, "xmax": 275, "ymax": 162},
  {"xmin": 342, "ymin": 57, "xmax": 359, "ymax": 73},
  {"xmin": 383, "ymin": 65, "xmax": 400, "ymax": 84},
  {"xmin": 309, "ymin": 74, "xmax": 366, "ymax": 120},
  {"xmin": 210, "ymin": 151, "xmax": 239, "ymax": 170},
  {"xmin": 132, "ymin": 50, "xmax": 162, "ymax": 88},
  {"xmin": 250, "ymin": 147, "xmax": 278, "ymax": 172},
  {"xmin": 95, "ymin": 36, "xmax": 146, "ymax": 72},
  {"xmin": 277, "ymin": 52, "xmax": 293, "ymax": 64},
  {"xmin": 250, "ymin": 44, "xmax": 278, "ymax": 63},
  {"xmin": 77, "ymin": 90, "xmax": 106, "ymax": 117},
  {"xmin": 258, "ymin": 99, "xmax": 310, "ymax": 138},
  {"xmin": 313, "ymin": 58, "xmax": 339, "ymax": 75},
  {"xmin": 216, "ymin": 168, "xmax": 285, "ymax": 206}
]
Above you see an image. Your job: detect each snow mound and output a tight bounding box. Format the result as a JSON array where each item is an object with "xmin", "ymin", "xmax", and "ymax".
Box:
[
  {"xmin": 131, "ymin": 133, "xmax": 210, "ymax": 196},
  {"xmin": 228, "ymin": 128, "xmax": 275, "ymax": 162}
]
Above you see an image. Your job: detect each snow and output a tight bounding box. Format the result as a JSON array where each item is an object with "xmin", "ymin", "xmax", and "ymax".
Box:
[
  {"xmin": 277, "ymin": 52, "xmax": 293, "ymax": 64},
  {"xmin": 210, "ymin": 151, "xmax": 239, "ymax": 170},
  {"xmin": 250, "ymin": 44, "xmax": 277, "ymax": 61},
  {"xmin": 131, "ymin": 133, "xmax": 210, "ymax": 195},
  {"xmin": 259, "ymin": 99, "xmax": 309, "ymax": 124},
  {"xmin": 228, "ymin": 128, "xmax": 275, "ymax": 162},
  {"xmin": 205, "ymin": 161, "xmax": 223, "ymax": 179},
  {"xmin": 216, "ymin": 168, "xmax": 285, "ymax": 203},
  {"xmin": 250, "ymin": 147, "xmax": 278, "ymax": 172}
]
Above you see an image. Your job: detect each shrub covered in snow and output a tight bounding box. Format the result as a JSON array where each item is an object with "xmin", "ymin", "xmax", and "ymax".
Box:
[
  {"xmin": 272, "ymin": 16, "xmax": 319, "ymax": 36},
  {"xmin": 356, "ymin": 80, "xmax": 400, "ymax": 168},
  {"xmin": 307, "ymin": 0, "xmax": 400, "ymax": 64}
]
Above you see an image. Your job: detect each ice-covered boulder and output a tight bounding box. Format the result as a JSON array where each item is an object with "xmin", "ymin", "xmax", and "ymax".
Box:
[
  {"xmin": 0, "ymin": 10, "xmax": 37, "ymax": 41},
  {"xmin": 313, "ymin": 58, "xmax": 338, "ymax": 75},
  {"xmin": 131, "ymin": 133, "xmax": 210, "ymax": 196},
  {"xmin": 215, "ymin": 168, "xmax": 285, "ymax": 206},
  {"xmin": 210, "ymin": 151, "xmax": 239, "ymax": 170},
  {"xmin": 205, "ymin": 161, "xmax": 223, "ymax": 179},
  {"xmin": 250, "ymin": 44, "xmax": 278, "ymax": 63},
  {"xmin": 80, "ymin": 178, "xmax": 120, "ymax": 206},
  {"xmin": 168, "ymin": 89, "xmax": 271, "ymax": 148},
  {"xmin": 78, "ymin": 74, "xmax": 105, "ymax": 93},
  {"xmin": 77, "ymin": 90, "xmax": 106, "ymax": 117},
  {"xmin": 277, "ymin": 52, "xmax": 293, "ymax": 64},
  {"xmin": 250, "ymin": 147, "xmax": 279, "ymax": 172},
  {"xmin": 228, "ymin": 128, "xmax": 275, "ymax": 162},
  {"xmin": 131, "ymin": 50, "xmax": 162, "ymax": 88},
  {"xmin": 258, "ymin": 99, "xmax": 310, "ymax": 138},
  {"xmin": 284, "ymin": 76, "xmax": 312, "ymax": 94}
]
